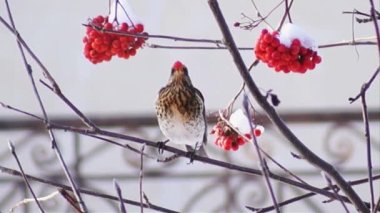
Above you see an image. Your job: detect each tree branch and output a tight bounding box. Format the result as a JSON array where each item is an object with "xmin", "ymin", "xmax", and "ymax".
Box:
[
  {"xmin": 0, "ymin": 165, "xmax": 178, "ymax": 213},
  {"xmin": 247, "ymin": 174, "xmax": 380, "ymax": 212},
  {"xmin": 0, "ymin": 101, "xmax": 372, "ymax": 208},
  {"xmin": 207, "ymin": 0, "xmax": 368, "ymax": 212},
  {"xmin": 2, "ymin": 1, "xmax": 87, "ymax": 211}
]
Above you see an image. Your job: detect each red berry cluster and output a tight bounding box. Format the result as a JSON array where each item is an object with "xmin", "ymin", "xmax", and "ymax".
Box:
[
  {"xmin": 83, "ymin": 16, "xmax": 147, "ymax": 64},
  {"xmin": 211, "ymin": 121, "xmax": 263, "ymax": 151},
  {"xmin": 254, "ymin": 29, "xmax": 322, "ymax": 73}
]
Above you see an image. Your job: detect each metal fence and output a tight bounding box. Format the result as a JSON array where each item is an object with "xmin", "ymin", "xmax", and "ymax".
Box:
[{"xmin": 0, "ymin": 110, "xmax": 379, "ymax": 212}]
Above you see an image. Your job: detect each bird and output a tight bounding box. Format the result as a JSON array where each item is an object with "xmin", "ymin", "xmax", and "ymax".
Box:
[{"xmin": 155, "ymin": 61, "xmax": 208, "ymax": 161}]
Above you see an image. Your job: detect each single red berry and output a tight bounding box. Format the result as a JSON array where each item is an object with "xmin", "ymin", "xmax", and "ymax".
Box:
[
  {"xmin": 237, "ymin": 137, "xmax": 245, "ymax": 145},
  {"xmin": 271, "ymin": 37, "xmax": 280, "ymax": 47},
  {"xmin": 271, "ymin": 51, "xmax": 281, "ymax": 60},
  {"xmin": 275, "ymin": 65, "xmax": 282, "ymax": 72},
  {"xmin": 290, "ymin": 46, "xmax": 300, "ymax": 55},
  {"xmin": 89, "ymin": 50, "xmax": 97, "ymax": 58},
  {"xmin": 119, "ymin": 23, "xmax": 129, "ymax": 31},
  {"xmin": 244, "ymin": 133, "xmax": 252, "ymax": 139},
  {"xmin": 263, "ymin": 33, "xmax": 273, "ymax": 43},
  {"xmin": 303, "ymin": 60, "xmax": 315, "ymax": 70},
  {"xmin": 103, "ymin": 23, "xmax": 113, "ymax": 30},
  {"xmin": 300, "ymin": 47, "xmax": 308, "ymax": 55},
  {"xmin": 281, "ymin": 53, "xmax": 291, "ymax": 62},
  {"xmin": 129, "ymin": 48, "xmax": 137, "ymax": 56},
  {"xmin": 312, "ymin": 54, "xmax": 322, "ymax": 64},
  {"xmin": 278, "ymin": 44, "xmax": 287, "ymax": 53},
  {"xmin": 112, "ymin": 40, "xmax": 121, "ymax": 49},
  {"xmin": 292, "ymin": 39, "xmax": 301, "ymax": 47},
  {"xmin": 265, "ymin": 46, "xmax": 274, "ymax": 54},
  {"xmin": 135, "ymin": 24, "xmax": 144, "ymax": 33},
  {"xmin": 94, "ymin": 38, "xmax": 103, "ymax": 44},
  {"xmin": 261, "ymin": 29, "xmax": 269, "ymax": 35},
  {"xmin": 259, "ymin": 43, "xmax": 268, "ymax": 51},
  {"xmin": 231, "ymin": 141, "xmax": 239, "ymax": 151},
  {"xmin": 290, "ymin": 61, "xmax": 301, "ymax": 71},
  {"xmin": 95, "ymin": 15, "xmax": 105, "ymax": 24}
]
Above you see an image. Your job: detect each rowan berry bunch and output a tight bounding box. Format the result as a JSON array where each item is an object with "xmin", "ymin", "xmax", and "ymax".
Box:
[
  {"xmin": 83, "ymin": 15, "xmax": 147, "ymax": 64},
  {"xmin": 254, "ymin": 29, "xmax": 322, "ymax": 73},
  {"xmin": 211, "ymin": 120, "xmax": 263, "ymax": 151}
]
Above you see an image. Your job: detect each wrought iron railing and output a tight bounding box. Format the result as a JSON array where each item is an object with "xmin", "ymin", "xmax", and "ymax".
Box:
[{"xmin": 0, "ymin": 110, "xmax": 379, "ymax": 212}]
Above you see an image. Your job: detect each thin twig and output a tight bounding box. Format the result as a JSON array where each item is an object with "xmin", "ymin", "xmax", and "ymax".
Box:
[
  {"xmin": 0, "ymin": 17, "xmax": 96, "ymax": 131},
  {"xmin": 146, "ymin": 40, "xmax": 377, "ymax": 51},
  {"xmin": 114, "ymin": 179, "xmax": 127, "ymax": 213},
  {"xmin": 374, "ymin": 195, "xmax": 380, "ymax": 213},
  {"xmin": 39, "ymin": 80, "xmax": 98, "ymax": 130},
  {"xmin": 58, "ymin": 189, "xmax": 82, "ymax": 213},
  {"xmin": 0, "ymin": 165, "xmax": 178, "ymax": 213},
  {"xmin": 3, "ymin": 1, "xmax": 87, "ymax": 211},
  {"xmin": 143, "ymin": 193, "xmax": 151, "ymax": 208},
  {"xmin": 368, "ymin": 0, "xmax": 380, "ymax": 59},
  {"xmin": 249, "ymin": 0, "xmax": 285, "ymax": 30},
  {"xmin": 284, "ymin": 0, "xmax": 293, "ymax": 23},
  {"xmin": 207, "ymin": 0, "xmax": 368, "ymax": 212},
  {"xmin": 0, "ymin": 102, "xmax": 156, "ymax": 160},
  {"xmin": 1, "ymin": 102, "xmax": 366, "ymax": 206},
  {"xmin": 140, "ymin": 145, "xmax": 145, "ymax": 213},
  {"xmin": 277, "ymin": 0, "xmax": 294, "ymax": 31},
  {"xmin": 361, "ymin": 86, "xmax": 375, "ymax": 210},
  {"xmin": 349, "ymin": 67, "xmax": 380, "ymax": 103},
  {"xmin": 247, "ymin": 174, "xmax": 380, "ymax": 212},
  {"xmin": 77, "ymin": 131, "xmax": 156, "ymax": 160},
  {"xmin": 8, "ymin": 191, "xmax": 59, "ymax": 213},
  {"xmin": 321, "ymin": 172, "xmax": 349, "ymax": 212},
  {"xmin": 243, "ymin": 96, "xmax": 279, "ymax": 212},
  {"xmin": 84, "ymin": 23, "xmax": 222, "ymax": 45},
  {"xmin": 7, "ymin": 141, "xmax": 45, "ymax": 213}
]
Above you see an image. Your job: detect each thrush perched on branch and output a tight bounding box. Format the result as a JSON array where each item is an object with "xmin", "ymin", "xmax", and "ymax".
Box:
[{"xmin": 155, "ymin": 61, "xmax": 208, "ymax": 162}]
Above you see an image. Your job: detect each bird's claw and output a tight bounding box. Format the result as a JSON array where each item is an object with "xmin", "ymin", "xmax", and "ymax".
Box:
[
  {"xmin": 157, "ymin": 139, "xmax": 169, "ymax": 154},
  {"xmin": 186, "ymin": 150, "xmax": 196, "ymax": 164}
]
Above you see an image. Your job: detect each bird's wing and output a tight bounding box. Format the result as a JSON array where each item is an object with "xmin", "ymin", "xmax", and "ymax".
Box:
[{"xmin": 194, "ymin": 87, "xmax": 207, "ymax": 145}]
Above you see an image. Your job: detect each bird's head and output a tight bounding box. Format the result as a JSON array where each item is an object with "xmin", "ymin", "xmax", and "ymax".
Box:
[{"xmin": 168, "ymin": 61, "xmax": 192, "ymax": 85}]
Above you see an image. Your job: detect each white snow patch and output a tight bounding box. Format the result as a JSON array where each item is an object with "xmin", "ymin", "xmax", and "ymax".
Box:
[
  {"xmin": 229, "ymin": 109, "xmax": 252, "ymax": 134},
  {"xmin": 278, "ymin": 23, "xmax": 317, "ymax": 50},
  {"xmin": 254, "ymin": 125, "xmax": 265, "ymax": 136},
  {"xmin": 109, "ymin": 0, "xmax": 141, "ymax": 26}
]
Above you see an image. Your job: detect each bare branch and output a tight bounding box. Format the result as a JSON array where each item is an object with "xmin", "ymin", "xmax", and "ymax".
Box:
[
  {"xmin": 243, "ymin": 96, "xmax": 279, "ymax": 212},
  {"xmin": 0, "ymin": 165, "xmax": 178, "ymax": 213},
  {"xmin": 207, "ymin": 0, "xmax": 368, "ymax": 212},
  {"xmin": 1, "ymin": 2, "xmax": 87, "ymax": 210},
  {"xmin": 321, "ymin": 172, "xmax": 349, "ymax": 212},
  {"xmin": 8, "ymin": 141, "xmax": 45, "ymax": 213},
  {"xmin": 114, "ymin": 179, "xmax": 127, "ymax": 213},
  {"xmin": 140, "ymin": 145, "xmax": 145, "ymax": 213},
  {"xmin": 8, "ymin": 191, "xmax": 59, "ymax": 213},
  {"xmin": 0, "ymin": 101, "xmax": 370, "ymax": 206},
  {"xmin": 247, "ymin": 174, "xmax": 380, "ymax": 212},
  {"xmin": 84, "ymin": 23, "xmax": 223, "ymax": 45}
]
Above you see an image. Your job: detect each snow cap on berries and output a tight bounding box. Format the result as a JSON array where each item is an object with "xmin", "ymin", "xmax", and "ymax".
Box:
[
  {"xmin": 279, "ymin": 23, "xmax": 317, "ymax": 50},
  {"xmin": 109, "ymin": 0, "xmax": 141, "ymax": 25},
  {"xmin": 229, "ymin": 109, "xmax": 252, "ymax": 134}
]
